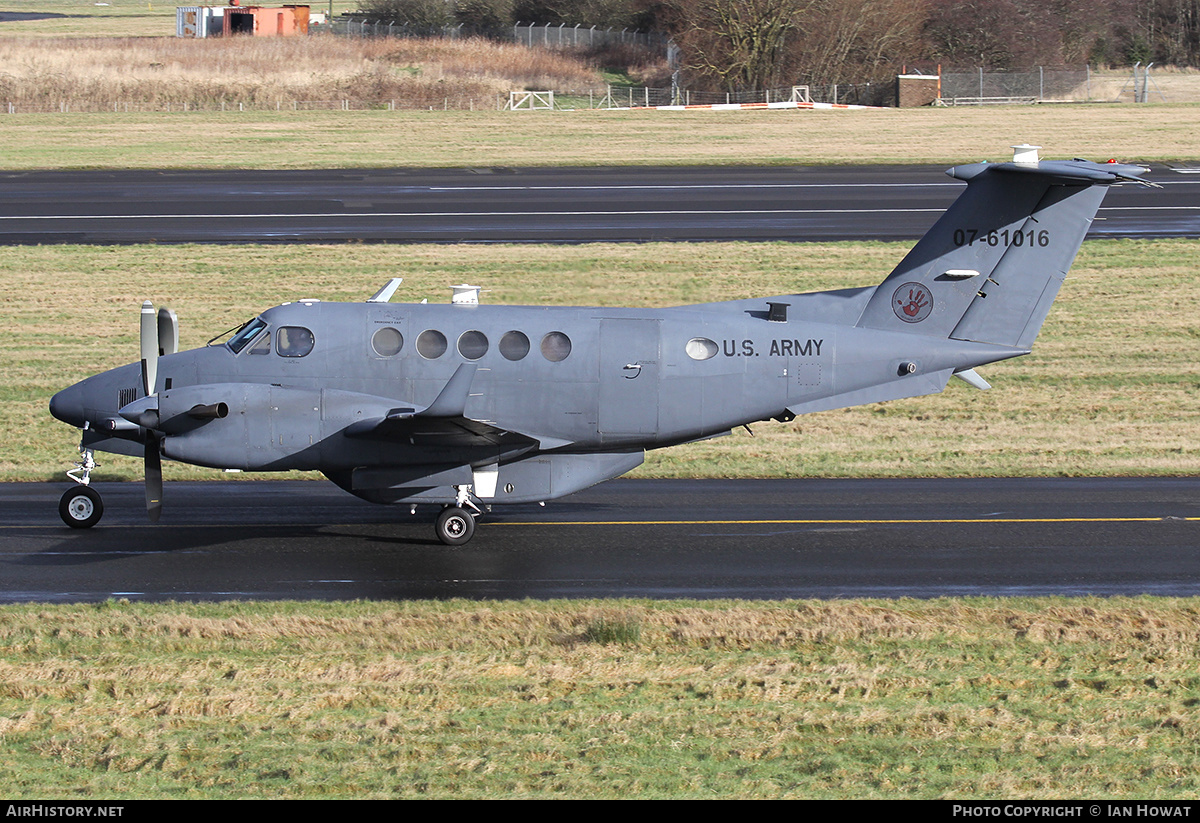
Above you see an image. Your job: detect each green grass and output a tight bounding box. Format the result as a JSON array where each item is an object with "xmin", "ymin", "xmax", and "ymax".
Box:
[
  {"xmin": 1, "ymin": 597, "xmax": 1198, "ymax": 799},
  {"xmin": 10, "ymin": 238, "xmax": 1198, "ymax": 483}
]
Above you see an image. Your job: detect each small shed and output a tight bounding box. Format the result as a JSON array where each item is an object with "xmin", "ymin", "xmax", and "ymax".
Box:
[
  {"xmin": 896, "ymin": 74, "xmax": 941, "ymax": 107},
  {"xmin": 177, "ymin": 5, "xmax": 310, "ymax": 37},
  {"xmin": 177, "ymin": 6, "xmax": 225, "ymax": 37}
]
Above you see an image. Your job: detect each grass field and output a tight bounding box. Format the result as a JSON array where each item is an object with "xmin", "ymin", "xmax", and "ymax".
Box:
[
  {"xmin": 5, "ymin": 104, "xmax": 1200, "ymax": 169},
  {"xmin": 2, "ymin": 597, "xmax": 1199, "ymax": 799}
]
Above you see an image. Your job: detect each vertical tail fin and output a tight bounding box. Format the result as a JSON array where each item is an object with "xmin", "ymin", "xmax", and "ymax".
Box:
[{"xmin": 857, "ymin": 146, "xmax": 1153, "ymax": 348}]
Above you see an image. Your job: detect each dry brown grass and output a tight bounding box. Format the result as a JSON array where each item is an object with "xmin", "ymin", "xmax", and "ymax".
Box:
[{"xmin": 0, "ymin": 35, "xmax": 607, "ymax": 111}]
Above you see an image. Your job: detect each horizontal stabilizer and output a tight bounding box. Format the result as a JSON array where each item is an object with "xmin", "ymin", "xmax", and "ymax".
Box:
[{"xmin": 953, "ymin": 368, "xmax": 991, "ymax": 390}]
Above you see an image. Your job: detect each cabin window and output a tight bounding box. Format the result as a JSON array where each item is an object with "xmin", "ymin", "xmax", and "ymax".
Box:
[
  {"xmin": 276, "ymin": 326, "xmax": 314, "ymax": 358},
  {"xmin": 499, "ymin": 331, "xmax": 530, "ymax": 361},
  {"xmin": 227, "ymin": 317, "xmax": 268, "ymax": 354},
  {"xmin": 417, "ymin": 329, "xmax": 447, "ymax": 359},
  {"xmin": 372, "ymin": 327, "xmax": 404, "ymax": 357},
  {"xmin": 458, "ymin": 330, "xmax": 488, "ymax": 360},
  {"xmin": 540, "ymin": 332, "xmax": 572, "ymax": 362},
  {"xmin": 685, "ymin": 337, "xmax": 718, "ymax": 361}
]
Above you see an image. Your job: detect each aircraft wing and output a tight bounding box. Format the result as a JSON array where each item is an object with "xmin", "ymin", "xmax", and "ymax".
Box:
[
  {"xmin": 343, "ymin": 409, "xmax": 537, "ymax": 447},
  {"xmin": 341, "ymin": 363, "xmax": 574, "ymax": 451},
  {"xmin": 343, "ymin": 410, "xmax": 575, "ymax": 452}
]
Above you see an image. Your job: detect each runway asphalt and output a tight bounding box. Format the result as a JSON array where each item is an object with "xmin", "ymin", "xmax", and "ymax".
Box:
[
  {"xmin": 3, "ymin": 478, "xmax": 1197, "ymax": 602},
  {"xmin": 0, "ymin": 163, "xmax": 1195, "ymax": 244}
]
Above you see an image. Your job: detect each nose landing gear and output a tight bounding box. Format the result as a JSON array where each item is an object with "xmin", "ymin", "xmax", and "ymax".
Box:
[{"xmin": 60, "ymin": 447, "xmax": 103, "ymax": 529}]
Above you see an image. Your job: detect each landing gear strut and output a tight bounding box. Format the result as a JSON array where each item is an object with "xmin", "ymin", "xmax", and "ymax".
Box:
[{"xmin": 60, "ymin": 447, "xmax": 103, "ymax": 529}]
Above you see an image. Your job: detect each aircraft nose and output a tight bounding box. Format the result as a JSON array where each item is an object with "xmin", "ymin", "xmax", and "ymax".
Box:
[{"xmin": 49, "ymin": 383, "xmax": 87, "ymax": 428}]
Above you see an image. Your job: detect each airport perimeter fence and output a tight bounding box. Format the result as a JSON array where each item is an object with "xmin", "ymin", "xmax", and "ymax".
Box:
[
  {"xmin": 589, "ymin": 82, "xmax": 881, "ymax": 107},
  {"xmin": 323, "ymin": 18, "xmax": 667, "ymax": 50},
  {"xmin": 936, "ymin": 66, "xmax": 1095, "ymax": 104}
]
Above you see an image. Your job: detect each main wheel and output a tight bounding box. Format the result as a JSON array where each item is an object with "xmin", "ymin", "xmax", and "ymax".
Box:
[
  {"xmin": 435, "ymin": 506, "xmax": 476, "ymax": 546},
  {"xmin": 59, "ymin": 486, "xmax": 103, "ymax": 529}
]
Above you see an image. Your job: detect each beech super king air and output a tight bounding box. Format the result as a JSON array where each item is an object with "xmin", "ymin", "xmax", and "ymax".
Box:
[{"xmin": 49, "ymin": 147, "xmax": 1155, "ymax": 545}]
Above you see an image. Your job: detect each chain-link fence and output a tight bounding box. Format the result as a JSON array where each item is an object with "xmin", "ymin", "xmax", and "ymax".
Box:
[
  {"xmin": 323, "ymin": 19, "xmax": 473, "ymax": 38},
  {"xmin": 323, "ymin": 18, "xmax": 666, "ymax": 49},
  {"xmin": 512, "ymin": 23, "xmax": 667, "ymax": 50},
  {"xmin": 596, "ymin": 82, "xmax": 885, "ymax": 108},
  {"xmin": 937, "ymin": 67, "xmax": 1094, "ymax": 104}
]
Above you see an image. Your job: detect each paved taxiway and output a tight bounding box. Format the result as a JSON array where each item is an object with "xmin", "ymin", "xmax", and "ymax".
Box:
[
  {"xmin": 3, "ymin": 478, "xmax": 1197, "ymax": 602},
  {"xmin": 0, "ymin": 163, "xmax": 1195, "ymax": 244}
]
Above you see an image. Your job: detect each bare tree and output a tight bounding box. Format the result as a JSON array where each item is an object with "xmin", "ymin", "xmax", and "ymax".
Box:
[
  {"xmin": 796, "ymin": 0, "xmax": 928, "ymax": 86},
  {"xmin": 664, "ymin": 0, "xmax": 811, "ymax": 92}
]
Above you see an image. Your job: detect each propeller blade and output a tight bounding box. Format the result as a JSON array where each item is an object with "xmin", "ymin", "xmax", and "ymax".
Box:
[
  {"xmin": 145, "ymin": 435, "xmax": 162, "ymax": 523},
  {"xmin": 140, "ymin": 300, "xmax": 158, "ymax": 397},
  {"xmin": 158, "ymin": 307, "xmax": 179, "ymax": 358}
]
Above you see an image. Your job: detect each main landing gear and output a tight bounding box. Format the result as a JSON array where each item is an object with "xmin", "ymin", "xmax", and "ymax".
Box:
[
  {"xmin": 433, "ymin": 485, "xmax": 483, "ymax": 546},
  {"xmin": 60, "ymin": 448, "xmax": 103, "ymax": 529}
]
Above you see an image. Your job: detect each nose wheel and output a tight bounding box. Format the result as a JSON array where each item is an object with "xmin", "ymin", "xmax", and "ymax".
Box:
[{"xmin": 60, "ymin": 485, "xmax": 103, "ymax": 529}]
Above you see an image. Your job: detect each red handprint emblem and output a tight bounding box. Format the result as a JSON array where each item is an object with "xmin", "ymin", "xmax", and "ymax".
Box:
[
  {"xmin": 900, "ymin": 287, "xmax": 928, "ymax": 317},
  {"xmin": 892, "ymin": 281, "xmax": 933, "ymax": 323}
]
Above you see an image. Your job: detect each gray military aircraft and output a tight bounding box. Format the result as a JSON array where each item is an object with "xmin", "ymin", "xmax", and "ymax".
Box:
[{"xmin": 49, "ymin": 146, "xmax": 1154, "ymax": 545}]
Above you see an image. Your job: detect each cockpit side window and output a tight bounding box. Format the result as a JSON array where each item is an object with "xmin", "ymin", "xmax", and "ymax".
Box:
[
  {"xmin": 227, "ymin": 318, "xmax": 269, "ymax": 354},
  {"xmin": 248, "ymin": 331, "xmax": 271, "ymax": 355},
  {"xmin": 276, "ymin": 326, "xmax": 315, "ymax": 358}
]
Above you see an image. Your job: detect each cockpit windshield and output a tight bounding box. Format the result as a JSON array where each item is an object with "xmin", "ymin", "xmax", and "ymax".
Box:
[{"xmin": 223, "ymin": 317, "xmax": 269, "ymax": 354}]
